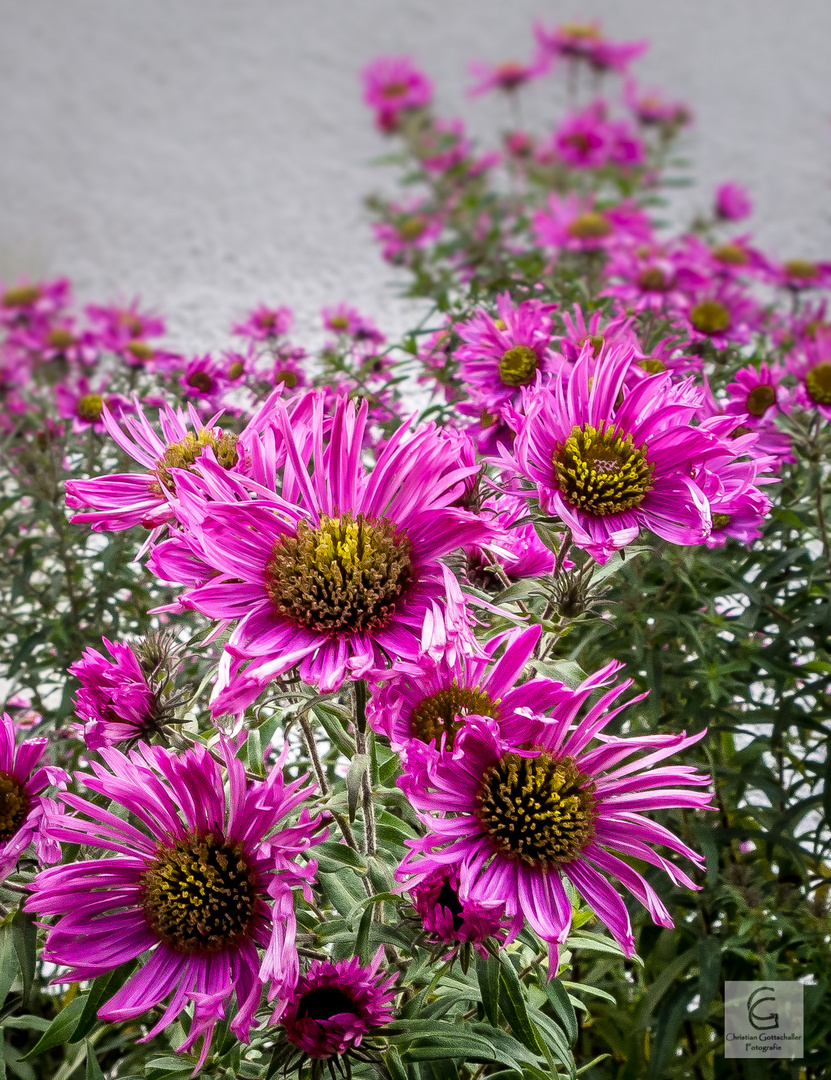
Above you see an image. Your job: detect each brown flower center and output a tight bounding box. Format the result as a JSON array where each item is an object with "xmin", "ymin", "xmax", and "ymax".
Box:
[
  {"xmin": 0, "ymin": 771, "xmax": 30, "ymax": 842},
  {"xmin": 712, "ymin": 243, "xmax": 749, "ymax": 266},
  {"xmin": 476, "ymin": 752, "xmax": 596, "ymax": 867},
  {"xmin": 2, "ymin": 285, "xmax": 42, "ymax": 308},
  {"xmin": 265, "ymin": 512, "xmax": 412, "ymax": 635},
  {"xmin": 151, "ymin": 429, "xmax": 240, "ymax": 494},
  {"xmin": 689, "ymin": 300, "xmax": 731, "ymax": 336},
  {"xmin": 47, "ymin": 328, "xmax": 77, "ymax": 350},
  {"xmin": 398, "ymin": 216, "xmax": 429, "ymax": 241},
  {"xmin": 274, "ymin": 369, "xmax": 299, "ymax": 388},
  {"xmin": 410, "ymin": 685, "xmax": 500, "ymax": 750},
  {"xmin": 498, "ymin": 345, "xmax": 539, "ymax": 387},
  {"xmin": 553, "ymin": 422, "xmax": 654, "ymax": 516},
  {"xmin": 76, "ymin": 393, "xmax": 104, "ymax": 422},
  {"xmin": 567, "ymin": 212, "xmax": 612, "ymax": 240},
  {"xmin": 637, "ymin": 267, "xmax": 670, "ymax": 292},
  {"xmin": 187, "ymin": 371, "xmax": 214, "ymax": 393},
  {"xmin": 140, "ymin": 833, "xmax": 257, "ymax": 954},
  {"xmin": 712, "ymin": 513, "xmax": 732, "ymax": 530},
  {"xmin": 125, "ymin": 341, "xmax": 155, "ymax": 363},
  {"xmin": 784, "ymin": 259, "xmax": 818, "ymax": 281},
  {"xmin": 638, "ymin": 358, "xmax": 667, "ymax": 374},
  {"xmin": 805, "ymin": 362, "xmax": 831, "ymax": 406},
  {"xmin": 746, "ymin": 384, "xmax": 776, "ymax": 417}
]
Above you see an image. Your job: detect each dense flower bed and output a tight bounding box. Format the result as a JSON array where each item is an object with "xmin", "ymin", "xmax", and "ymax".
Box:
[{"xmin": 0, "ymin": 17, "xmax": 829, "ymax": 1080}]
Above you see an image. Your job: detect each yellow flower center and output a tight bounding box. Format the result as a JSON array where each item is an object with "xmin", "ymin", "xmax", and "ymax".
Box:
[
  {"xmin": 553, "ymin": 422, "xmax": 654, "ymax": 516},
  {"xmin": 410, "ymin": 685, "xmax": 501, "ymax": 750}
]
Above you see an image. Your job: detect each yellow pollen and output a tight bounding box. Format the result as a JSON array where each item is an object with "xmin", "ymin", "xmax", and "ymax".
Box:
[
  {"xmin": 689, "ymin": 300, "xmax": 730, "ymax": 336},
  {"xmin": 2, "ymin": 285, "xmax": 41, "ymax": 308},
  {"xmin": 76, "ymin": 393, "xmax": 104, "ymax": 422},
  {"xmin": 498, "ymin": 344, "xmax": 539, "ymax": 387},
  {"xmin": 784, "ymin": 259, "xmax": 819, "ymax": 280},
  {"xmin": 567, "ymin": 212, "xmax": 612, "ymax": 240},
  {"xmin": 805, "ymin": 362, "xmax": 831, "ymax": 406},
  {"xmin": 410, "ymin": 685, "xmax": 500, "ymax": 749},
  {"xmin": 553, "ymin": 422, "xmax": 654, "ymax": 516},
  {"xmin": 746, "ymin": 384, "xmax": 776, "ymax": 417}
]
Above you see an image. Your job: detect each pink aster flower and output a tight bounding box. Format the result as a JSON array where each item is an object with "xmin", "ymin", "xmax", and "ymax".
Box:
[
  {"xmin": 279, "ymin": 949, "xmax": 396, "ymax": 1063},
  {"xmin": 373, "ymin": 206, "xmax": 442, "ymax": 263},
  {"xmin": 65, "ymin": 398, "xmax": 249, "ymax": 532},
  {"xmin": 54, "ymin": 375, "xmax": 129, "ymax": 434},
  {"xmin": 774, "ymin": 258, "xmax": 831, "ymax": 291},
  {"xmin": 166, "ymin": 392, "xmax": 493, "ymax": 712},
  {"xmin": 468, "ymin": 57, "xmax": 545, "ymax": 96},
  {"xmin": 553, "ymin": 305, "xmax": 638, "ymax": 363},
  {"xmin": 505, "ymin": 343, "xmax": 724, "ymax": 563},
  {"xmin": 533, "ymin": 193, "xmax": 652, "ymax": 256},
  {"xmin": 715, "ymin": 183, "xmax": 753, "ymax": 222},
  {"xmin": 408, "ymin": 866, "xmax": 507, "ymax": 959},
  {"xmin": 28, "ymin": 739, "xmax": 325, "ymax": 1069},
  {"xmin": 362, "ymin": 56, "xmax": 433, "ymax": 132},
  {"xmin": 699, "ymin": 468, "xmax": 771, "ymax": 549},
  {"xmin": 367, "ymin": 625, "xmax": 569, "ymax": 754},
  {"xmin": 676, "ymin": 283, "xmax": 759, "ymax": 349},
  {"xmin": 322, "ymin": 304, "xmax": 386, "ymax": 346},
  {"xmin": 553, "ymin": 101, "xmax": 644, "ymax": 169},
  {"xmin": 85, "ymin": 300, "xmax": 166, "ymax": 350},
  {"xmin": 534, "ymin": 21, "xmax": 648, "ymax": 74},
  {"xmin": 232, "ymin": 304, "xmax": 293, "ymax": 342},
  {"xmin": 69, "ymin": 638, "xmax": 166, "ymax": 749},
  {"xmin": 787, "ymin": 328, "xmax": 831, "ymax": 420},
  {"xmin": 724, "ymin": 363, "xmax": 790, "ymax": 427},
  {"xmin": 624, "ymin": 81, "xmax": 692, "ymax": 129},
  {"xmin": 179, "ymin": 353, "xmax": 233, "ymax": 405},
  {"xmin": 602, "ymin": 246, "xmax": 705, "ymax": 314},
  {"xmin": 467, "ymin": 493, "xmax": 557, "ymax": 585},
  {"xmin": 397, "ymin": 662, "xmax": 712, "ymax": 966},
  {"xmin": 453, "ymin": 292, "xmax": 560, "ymax": 416},
  {"xmin": 0, "ymin": 712, "xmax": 63, "ymax": 879},
  {"xmin": 0, "ymin": 278, "xmax": 71, "ymax": 328}
]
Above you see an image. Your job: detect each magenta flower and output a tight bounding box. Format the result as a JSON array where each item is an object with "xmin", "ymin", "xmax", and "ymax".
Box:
[
  {"xmin": 468, "ymin": 493, "xmax": 557, "ymax": 584},
  {"xmin": 506, "ymin": 344, "xmax": 724, "ymax": 562},
  {"xmin": 534, "ymin": 20, "xmax": 648, "ymax": 74},
  {"xmin": 553, "ymin": 101, "xmax": 644, "ymax": 169},
  {"xmin": 373, "ymin": 205, "xmax": 443, "ymax": 263},
  {"xmin": 166, "ymin": 392, "xmax": 492, "ymax": 711},
  {"xmin": 69, "ymin": 638, "xmax": 166, "ymax": 749},
  {"xmin": 0, "ymin": 712, "xmax": 63, "ymax": 879},
  {"xmin": 280, "ymin": 949, "xmax": 396, "ymax": 1062},
  {"xmin": 85, "ymin": 300, "xmax": 166, "ymax": 350},
  {"xmin": 179, "ymin": 353, "xmax": 233, "ymax": 405},
  {"xmin": 321, "ymin": 303, "xmax": 386, "ymax": 345},
  {"xmin": 533, "ymin": 193, "xmax": 652, "ymax": 256},
  {"xmin": 0, "ymin": 278, "xmax": 71, "ymax": 328},
  {"xmin": 408, "ymin": 866, "xmax": 507, "ymax": 958},
  {"xmin": 367, "ymin": 625, "xmax": 570, "ymax": 753},
  {"xmin": 602, "ymin": 246, "xmax": 705, "ymax": 314},
  {"xmin": 361, "ymin": 56, "xmax": 433, "ymax": 132},
  {"xmin": 715, "ymin": 182, "xmax": 753, "ymax": 222},
  {"xmin": 232, "ymin": 304, "xmax": 293, "ymax": 342},
  {"xmin": 554, "ymin": 304, "xmax": 638, "ymax": 363},
  {"xmin": 724, "ymin": 363, "xmax": 790, "ymax": 427},
  {"xmin": 698, "ymin": 463, "xmax": 772, "ymax": 549},
  {"xmin": 775, "ymin": 258, "xmax": 831, "ymax": 291},
  {"xmin": 624, "ymin": 80, "xmax": 691, "ymax": 128},
  {"xmin": 453, "ymin": 292, "xmax": 559, "ymax": 416},
  {"xmin": 65, "ymin": 399, "xmax": 248, "ymax": 532},
  {"xmin": 787, "ymin": 328, "xmax": 831, "ymax": 421},
  {"xmin": 468, "ymin": 57, "xmax": 545, "ymax": 96},
  {"xmin": 397, "ymin": 663, "xmax": 712, "ymax": 965},
  {"xmin": 28, "ymin": 739, "xmax": 325, "ymax": 1068},
  {"xmin": 54, "ymin": 375, "xmax": 129, "ymax": 434},
  {"xmin": 677, "ymin": 283, "xmax": 759, "ymax": 349}
]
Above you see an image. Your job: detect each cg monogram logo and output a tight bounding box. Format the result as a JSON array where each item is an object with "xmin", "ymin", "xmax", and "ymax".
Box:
[{"xmin": 747, "ymin": 986, "xmax": 779, "ymax": 1031}]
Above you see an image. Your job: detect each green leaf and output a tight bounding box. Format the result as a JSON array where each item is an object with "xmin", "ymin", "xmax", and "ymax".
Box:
[
  {"xmin": 0, "ymin": 924, "xmax": 19, "ymax": 1007},
  {"xmin": 314, "ymin": 841, "xmax": 366, "ymax": 871},
  {"xmin": 498, "ymin": 956, "xmax": 540, "ymax": 1055},
  {"xmin": 346, "ymin": 753, "xmax": 370, "ymax": 823},
  {"xmin": 10, "ymin": 908, "xmax": 36, "ymax": 1008},
  {"xmin": 84, "ymin": 1044, "xmax": 104, "ymax": 1080},
  {"xmin": 354, "ymin": 905, "xmax": 373, "ymax": 966},
  {"xmin": 24, "ymin": 994, "xmax": 86, "ymax": 1058},
  {"xmin": 476, "ymin": 952, "xmax": 500, "ymax": 1028},
  {"xmin": 70, "ymin": 960, "xmax": 138, "ymax": 1043},
  {"xmin": 542, "ymin": 976, "xmax": 578, "ymax": 1045}
]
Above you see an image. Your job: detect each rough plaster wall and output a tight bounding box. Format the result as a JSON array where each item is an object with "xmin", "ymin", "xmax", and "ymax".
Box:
[{"xmin": 1, "ymin": 0, "xmax": 830, "ymax": 350}]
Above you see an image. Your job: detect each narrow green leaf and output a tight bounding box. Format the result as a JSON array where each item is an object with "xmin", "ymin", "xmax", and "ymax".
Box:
[
  {"xmin": 542, "ymin": 976, "xmax": 578, "ymax": 1045},
  {"xmin": 84, "ymin": 1043, "xmax": 104, "ymax": 1080},
  {"xmin": 11, "ymin": 908, "xmax": 37, "ymax": 1007},
  {"xmin": 476, "ymin": 952, "xmax": 500, "ymax": 1027},
  {"xmin": 354, "ymin": 905, "xmax": 373, "ymax": 966},
  {"xmin": 498, "ymin": 956, "xmax": 540, "ymax": 1055},
  {"xmin": 24, "ymin": 994, "xmax": 86, "ymax": 1058},
  {"xmin": 0, "ymin": 924, "xmax": 19, "ymax": 1007},
  {"xmin": 346, "ymin": 754, "xmax": 370, "ymax": 823}
]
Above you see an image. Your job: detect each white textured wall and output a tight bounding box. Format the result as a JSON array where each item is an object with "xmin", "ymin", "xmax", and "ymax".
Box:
[{"xmin": 1, "ymin": 1, "xmax": 830, "ymax": 349}]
